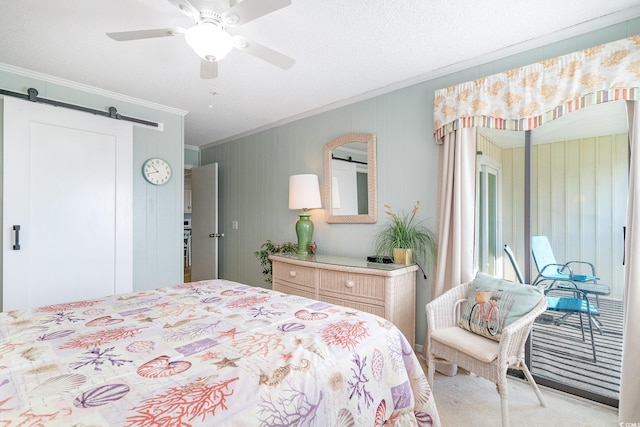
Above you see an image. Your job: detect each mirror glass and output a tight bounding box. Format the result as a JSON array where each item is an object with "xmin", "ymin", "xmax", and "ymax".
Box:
[{"xmin": 324, "ymin": 133, "xmax": 377, "ymax": 223}]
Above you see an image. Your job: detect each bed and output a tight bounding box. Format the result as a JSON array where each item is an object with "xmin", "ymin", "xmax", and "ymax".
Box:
[{"xmin": 0, "ymin": 279, "xmax": 440, "ymax": 426}]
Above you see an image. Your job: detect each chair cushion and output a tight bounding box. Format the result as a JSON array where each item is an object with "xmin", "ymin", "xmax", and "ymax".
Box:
[
  {"xmin": 458, "ymin": 272, "xmax": 544, "ymax": 341},
  {"xmin": 430, "ymin": 326, "xmax": 499, "ymax": 363}
]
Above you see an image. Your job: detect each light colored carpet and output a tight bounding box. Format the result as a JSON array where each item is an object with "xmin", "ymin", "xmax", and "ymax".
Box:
[{"xmin": 418, "ymin": 357, "xmax": 618, "ymax": 427}]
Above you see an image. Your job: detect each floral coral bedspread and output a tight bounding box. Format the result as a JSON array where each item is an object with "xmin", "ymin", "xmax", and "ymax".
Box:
[{"xmin": 0, "ymin": 279, "xmax": 440, "ymax": 426}]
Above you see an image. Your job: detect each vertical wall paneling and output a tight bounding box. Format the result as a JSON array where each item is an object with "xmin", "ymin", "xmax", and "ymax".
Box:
[
  {"xmin": 502, "ymin": 135, "xmax": 627, "ymax": 299},
  {"xmin": 597, "ymin": 136, "xmax": 614, "ymax": 287},
  {"xmin": 550, "ymin": 141, "xmax": 566, "ymax": 256},
  {"xmin": 199, "ymin": 20, "xmax": 639, "ymax": 347},
  {"xmin": 582, "ymin": 137, "xmax": 597, "ymax": 263}
]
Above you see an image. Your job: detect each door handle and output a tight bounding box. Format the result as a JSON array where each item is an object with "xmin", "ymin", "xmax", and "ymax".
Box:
[
  {"xmin": 12, "ymin": 225, "xmax": 21, "ymax": 250},
  {"xmin": 209, "ymin": 233, "xmax": 224, "ymax": 238}
]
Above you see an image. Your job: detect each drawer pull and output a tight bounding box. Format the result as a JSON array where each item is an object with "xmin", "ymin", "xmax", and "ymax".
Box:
[
  {"xmin": 289, "ymin": 270, "xmax": 297, "ymax": 278},
  {"xmin": 345, "ymin": 280, "xmax": 355, "ymax": 288}
]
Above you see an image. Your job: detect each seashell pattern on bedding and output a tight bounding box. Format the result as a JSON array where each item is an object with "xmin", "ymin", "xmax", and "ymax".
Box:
[{"xmin": 0, "ymin": 279, "xmax": 440, "ymax": 426}]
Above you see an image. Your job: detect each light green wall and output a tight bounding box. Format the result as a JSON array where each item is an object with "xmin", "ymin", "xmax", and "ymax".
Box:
[
  {"xmin": 201, "ymin": 18, "xmax": 640, "ymax": 348},
  {"xmin": 185, "ymin": 146, "xmax": 200, "ymax": 166},
  {"xmin": 0, "ymin": 69, "xmax": 186, "ymax": 298},
  {"xmin": 501, "ymin": 134, "xmax": 628, "ymax": 299}
]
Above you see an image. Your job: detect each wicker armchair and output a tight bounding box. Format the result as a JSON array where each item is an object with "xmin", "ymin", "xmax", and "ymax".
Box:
[{"xmin": 426, "ymin": 281, "xmax": 548, "ymax": 427}]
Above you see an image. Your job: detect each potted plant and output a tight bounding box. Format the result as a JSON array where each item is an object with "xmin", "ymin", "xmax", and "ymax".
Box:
[
  {"xmin": 254, "ymin": 240, "xmax": 298, "ymax": 284},
  {"xmin": 373, "ymin": 201, "xmax": 437, "ymax": 267}
]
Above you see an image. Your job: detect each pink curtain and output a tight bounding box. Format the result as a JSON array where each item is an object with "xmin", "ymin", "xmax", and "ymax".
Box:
[
  {"xmin": 620, "ymin": 101, "xmax": 640, "ymax": 423},
  {"xmin": 433, "ymin": 127, "xmax": 477, "ymax": 299},
  {"xmin": 422, "ymin": 127, "xmax": 476, "ymax": 368}
]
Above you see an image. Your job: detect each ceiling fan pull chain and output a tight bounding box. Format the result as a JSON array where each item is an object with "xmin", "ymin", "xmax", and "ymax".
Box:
[{"xmin": 209, "ymin": 90, "xmax": 219, "ymax": 108}]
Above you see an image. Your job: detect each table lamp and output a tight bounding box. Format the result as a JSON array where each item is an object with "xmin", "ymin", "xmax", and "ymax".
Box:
[{"xmin": 289, "ymin": 174, "xmax": 322, "ymax": 255}]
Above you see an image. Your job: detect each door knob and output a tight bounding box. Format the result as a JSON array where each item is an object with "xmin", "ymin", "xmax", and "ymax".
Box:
[{"xmin": 209, "ymin": 233, "xmax": 224, "ymax": 238}]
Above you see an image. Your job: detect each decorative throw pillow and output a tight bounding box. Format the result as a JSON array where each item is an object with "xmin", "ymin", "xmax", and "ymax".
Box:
[{"xmin": 458, "ymin": 272, "xmax": 544, "ymax": 341}]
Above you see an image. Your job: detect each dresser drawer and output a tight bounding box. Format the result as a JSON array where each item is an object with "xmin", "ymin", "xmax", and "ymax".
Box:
[
  {"xmin": 273, "ymin": 281, "xmax": 316, "ymax": 300},
  {"xmin": 272, "ymin": 261, "xmax": 316, "ymax": 287},
  {"xmin": 320, "ymin": 295, "xmax": 385, "ymax": 318},
  {"xmin": 319, "ymin": 270, "xmax": 385, "ymax": 306},
  {"xmin": 269, "ymin": 254, "xmax": 417, "ymax": 348}
]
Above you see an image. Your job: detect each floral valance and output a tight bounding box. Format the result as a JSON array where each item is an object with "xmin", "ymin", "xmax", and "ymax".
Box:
[{"xmin": 434, "ymin": 35, "xmax": 640, "ymax": 140}]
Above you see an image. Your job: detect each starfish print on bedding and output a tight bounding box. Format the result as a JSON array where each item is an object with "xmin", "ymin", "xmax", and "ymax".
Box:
[
  {"xmin": 214, "ymin": 357, "xmax": 240, "ymax": 369},
  {"xmin": 281, "ymin": 352, "xmax": 293, "ymax": 362},
  {"xmin": 216, "ymin": 328, "xmax": 238, "ymax": 339}
]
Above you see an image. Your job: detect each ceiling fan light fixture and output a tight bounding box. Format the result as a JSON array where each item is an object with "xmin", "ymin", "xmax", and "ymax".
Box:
[{"xmin": 185, "ymin": 22, "xmax": 234, "ymax": 62}]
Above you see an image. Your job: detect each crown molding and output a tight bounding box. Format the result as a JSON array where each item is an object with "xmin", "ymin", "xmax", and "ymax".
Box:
[
  {"xmin": 202, "ymin": 7, "xmax": 640, "ymax": 148},
  {"xmin": 0, "ymin": 63, "xmax": 188, "ymax": 117}
]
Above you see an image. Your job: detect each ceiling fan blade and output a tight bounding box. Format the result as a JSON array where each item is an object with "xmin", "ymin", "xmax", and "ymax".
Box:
[
  {"xmin": 234, "ymin": 36, "xmax": 295, "ymax": 69},
  {"xmin": 200, "ymin": 59, "xmax": 218, "ymax": 79},
  {"xmin": 223, "ymin": 0, "xmax": 291, "ymax": 26},
  {"xmin": 106, "ymin": 28, "xmax": 185, "ymax": 42},
  {"xmin": 167, "ymin": 0, "xmax": 200, "ymax": 18}
]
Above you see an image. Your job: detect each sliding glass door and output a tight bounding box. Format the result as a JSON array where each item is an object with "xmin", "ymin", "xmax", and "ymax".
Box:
[
  {"xmin": 528, "ymin": 101, "xmax": 627, "ymax": 406},
  {"xmin": 476, "ymin": 155, "xmax": 501, "ymax": 276},
  {"xmin": 476, "ymin": 100, "xmax": 628, "ymax": 406}
]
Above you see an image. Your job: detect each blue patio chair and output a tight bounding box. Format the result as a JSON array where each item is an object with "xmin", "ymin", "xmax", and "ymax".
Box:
[
  {"xmin": 531, "ymin": 236, "xmax": 610, "ymax": 307},
  {"xmin": 504, "ymin": 244, "xmax": 598, "ymax": 362}
]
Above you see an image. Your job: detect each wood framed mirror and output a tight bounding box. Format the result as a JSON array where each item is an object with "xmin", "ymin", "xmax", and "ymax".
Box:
[{"xmin": 324, "ymin": 133, "xmax": 377, "ymax": 223}]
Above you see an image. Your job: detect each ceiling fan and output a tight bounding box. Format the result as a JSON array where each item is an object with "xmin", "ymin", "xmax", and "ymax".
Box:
[{"xmin": 106, "ymin": 0, "xmax": 295, "ymax": 79}]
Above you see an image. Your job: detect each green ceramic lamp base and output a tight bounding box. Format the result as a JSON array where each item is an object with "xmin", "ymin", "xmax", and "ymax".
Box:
[{"xmin": 295, "ymin": 212, "xmax": 314, "ymax": 255}]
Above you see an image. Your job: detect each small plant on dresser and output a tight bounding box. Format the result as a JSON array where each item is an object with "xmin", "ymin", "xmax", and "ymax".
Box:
[
  {"xmin": 373, "ymin": 201, "xmax": 437, "ymax": 267},
  {"xmin": 255, "ymin": 240, "xmax": 298, "ymax": 283}
]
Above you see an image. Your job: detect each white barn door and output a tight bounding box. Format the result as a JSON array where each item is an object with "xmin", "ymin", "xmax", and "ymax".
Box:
[{"xmin": 2, "ymin": 97, "xmax": 133, "ymax": 310}]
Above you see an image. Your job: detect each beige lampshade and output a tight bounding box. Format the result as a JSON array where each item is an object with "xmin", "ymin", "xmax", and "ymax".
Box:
[{"xmin": 289, "ymin": 174, "xmax": 322, "ymax": 210}]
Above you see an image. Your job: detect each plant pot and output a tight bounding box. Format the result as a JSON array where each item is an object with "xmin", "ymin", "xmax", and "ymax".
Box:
[{"xmin": 393, "ymin": 248, "xmax": 413, "ymax": 265}]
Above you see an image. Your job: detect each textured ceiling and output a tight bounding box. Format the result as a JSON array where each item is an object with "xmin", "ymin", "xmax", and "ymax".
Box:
[{"xmin": 1, "ymin": 0, "xmax": 639, "ymax": 147}]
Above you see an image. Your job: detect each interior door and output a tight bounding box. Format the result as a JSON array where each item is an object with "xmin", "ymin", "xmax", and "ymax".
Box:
[
  {"xmin": 2, "ymin": 97, "xmax": 133, "ymax": 310},
  {"xmin": 190, "ymin": 162, "xmax": 219, "ymax": 280}
]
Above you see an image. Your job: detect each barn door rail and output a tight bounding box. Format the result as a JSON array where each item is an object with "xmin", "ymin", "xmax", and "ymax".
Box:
[{"xmin": 0, "ymin": 87, "xmax": 158, "ymax": 128}]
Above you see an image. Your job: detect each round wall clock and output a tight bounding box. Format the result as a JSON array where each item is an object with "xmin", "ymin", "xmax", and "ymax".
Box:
[{"xmin": 142, "ymin": 158, "xmax": 172, "ymax": 185}]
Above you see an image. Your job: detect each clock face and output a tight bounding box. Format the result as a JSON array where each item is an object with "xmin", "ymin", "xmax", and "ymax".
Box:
[{"xmin": 143, "ymin": 158, "xmax": 172, "ymax": 185}]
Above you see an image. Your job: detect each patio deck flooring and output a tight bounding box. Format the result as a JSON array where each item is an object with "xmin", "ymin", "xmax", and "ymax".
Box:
[{"xmin": 531, "ymin": 296, "xmax": 623, "ymax": 400}]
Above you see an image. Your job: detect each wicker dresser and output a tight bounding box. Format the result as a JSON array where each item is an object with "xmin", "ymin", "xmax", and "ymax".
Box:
[{"xmin": 270, "ymin": 254, "xmax": 418, "ymax": 347}]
